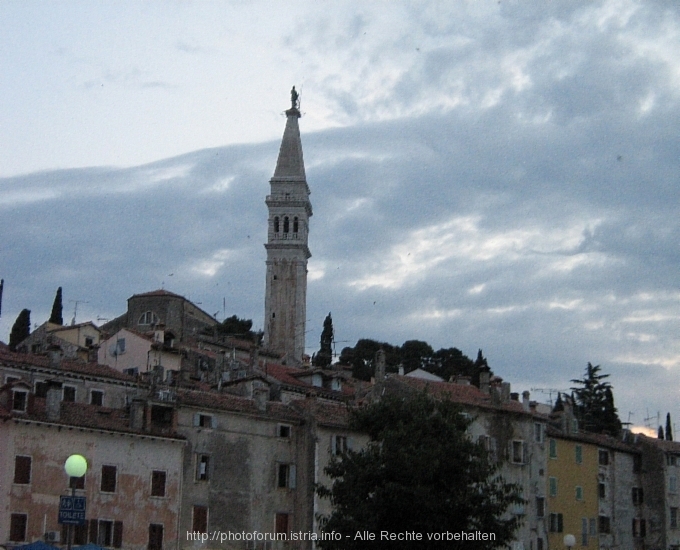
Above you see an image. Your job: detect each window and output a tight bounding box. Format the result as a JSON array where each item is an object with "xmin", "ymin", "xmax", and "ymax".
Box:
[
  {"xmin": 598, "ymin": 449, "xmax": 609, "ymax": 465},
  {"xmin": 274, "ymin": 217, "xmax": 280, "ymax": 233},
  {"xmin": 196, "ymin": 455, "xmax": 210, "ymax": 481},
  {"xmin": 599, "ymin": 483, "xmax": 606, "ymax": 499},
  {"xmin": 151, "ymin": 471, "xmax": 166, "ymax": 497},
  {"xmin": 101, "ymin": 465, "xmax": 117, "ymax": 493},
  {"xmin": 549, "ymin": 477, "xmax": 558, "ymax": 497},
  {"xmin": 511, "ymin": 440, "xmax": 525, "ymax": 464},
  {"xmin": 275, "ymin": 513, "xmax": 289, "ymax": 534},
  {"xmin": 671, "ymin": 476, "xmax": 678, "ymax": 493},
  {"xmin": 632, "ymin": 487, "xmax": 644, "ymax": 505},
  {"xmin": 10, "ymin": 513, "xmax": 27, "ymax": 542},
  {"xmin": 278, "ymin": 424, "xmax": 291, "ymax": 438},
  {"xmin": 89, "ymin": 519, "xmax": 122, "ymax": 547},
  {"xmin": 534, "ymin": 423, "xmax": 544, "ymax": 443},
  {"xmin": 97, "ymin": 520, "xmax": 113, "ymax": 546},
  {"xmin": 64, "ymin": 523, "xmax": 88, "ymax": 545},
  {"xmin": 598, "ymin": 516, "xmax": 611, "ymax": 534},
  {"xmin": 116, "ymin": 338, "xmax": 126, "ymax": 354},
  {"xmin": 12, "ymin": 390, "xmax": 27, "ymax": 411},
  {"xmin": 581, "ymin": 518, "xmax": 588, "ymax": 546},
  {"xmin": 192, "ymin": 506, "xmax": 208, "ymax": 533},
  {"xmin": 14, "ymin": 455, "xmax": 31, "ymax": 484},
  {"xmin": 277, "ymin": 463, "xmax": 296, "ymax": 489},
  {"xmin": 148, "ymin": 524, "xmax": 163, "ymax": 550},
  {"xmin": 85, "ymin": 336, "xmax": 94, "ymax": 347},
  {"xmin": 575, "ymin": 486, "xmax": 583, "ymax": 501},
  {"xmin": 575, "ymin": 445, "xmax": 583, "ymax": 464},
  {"xmin": 536, "ymin": 537, "xmax": 544, "ymax": 550},
  {"xmin": 35, "ymin": 381, "xmax": 48, "ymax": 398},
  {"xmin": 283, "ymin": 216, "xmax": 289, "ymax": 233},
  {"xmin": 478, "ymin": 435, "xmax": 497, "ymax": 463},
  {"xmin": 549, "ymin": 439, "xmax": 557, "ymax": 458},
  {"xmin": 90, "ymin": 390, "xmax": 104, "ymax": 406},
  {"xmin": 293, "ymin": 217, "xmax": 299, "ymax": 233},
  {"xmin": 589, "ymin": 518, "xmax": 597, "ymax": 536},
  {"xmin": 193, "ymin": 413, "xmax": 214, "ymax": 428},
  {"xmin": 549, "ymin": 513, "xmax": 563, "ymax": 533},
  {"xmin": 536, "ymin": 497, "xmax": 545, "ymax": 518},
  {"xmin": 672, "ymin": 507, "xmax": 679, "ymax": 530},
  {"xmin": 63, "ymin": 386, "xmax": 76, "ymax": 402},
  {"xmin": 150, "ymin": 405, "xmax": 173, "ymax": 428},
  {"xmin": 332, "ymin": 435, "xmax": 348, "ymax": 456},
  {"xmin": 669, "ymin": 455, "xmax": 678, "ymax": 466},
  {"xmin": 138, "ymin": 311, "xmax": 159, "ymax": 326},
  {"xmin": 633, "ymin": 518, "xmax": 646, "ymax": 537}
]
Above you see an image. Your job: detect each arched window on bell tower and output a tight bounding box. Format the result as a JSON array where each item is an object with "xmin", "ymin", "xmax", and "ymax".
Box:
[
  {"xmin": 293, "ymin": 217, "xmax": 299, "ymax": 233},
  {"xmin": 274, "ymin": 216, "xmax": 280, "ymax": 233},
  {"xmin": 283, "ymin": 216, "xmax": 290, "ymax": 233}
]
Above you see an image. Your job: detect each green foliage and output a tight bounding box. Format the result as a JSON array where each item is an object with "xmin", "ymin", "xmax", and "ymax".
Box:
[
  {"xmin": 338, "ymin": 338, "xmax": 492, "ymax": 385},
  {"xmin": 212, "ymin": 315, "xmax": 261, "ymax": 342},
  {"xmin": 667, "ymin": 413, "xmax": 673, "ymax": 441},
  {"xmin": 49, "ymin": 287, "xmax": 63, "ymax": 325},
  {"xmin": 570, "ymin": 363, "xmax": 622, "ymax": 436},
  {"xmin": 9, "ymin": 309, "xmax": 31, "ymax": 351},
  {"xmin": 316, "ymin": 393, "xmax": 523, "ymax": 549}
]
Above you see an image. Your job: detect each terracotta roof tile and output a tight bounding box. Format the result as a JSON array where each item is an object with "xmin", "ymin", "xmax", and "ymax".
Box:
[
  {"xmin": 546, "ymin": 426, "xmax": 638, "ymax": 453},
  {"xmin": 0, "ymin": 349, "xmax": 138, "ymax": 383}
]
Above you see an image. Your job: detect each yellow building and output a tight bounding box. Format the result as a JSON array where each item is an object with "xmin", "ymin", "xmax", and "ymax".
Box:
[{"xmin": 546, "ymin": 429, "xmax": 600, "ymax": 549}]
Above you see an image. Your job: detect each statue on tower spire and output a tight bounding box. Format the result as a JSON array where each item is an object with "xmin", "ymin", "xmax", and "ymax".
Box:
[{"xmin": 290, "ymin": 86, "xmax": 299, "ymax": 110}]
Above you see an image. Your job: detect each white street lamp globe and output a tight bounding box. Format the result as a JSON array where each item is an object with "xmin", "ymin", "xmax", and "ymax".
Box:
[
  {"xmin": 563, "ymin": 534, "xmax": 576, "ymax": 548},
  {"xmin": 64, "ymin": 454, "xmax": 88, "ymax": 478}
]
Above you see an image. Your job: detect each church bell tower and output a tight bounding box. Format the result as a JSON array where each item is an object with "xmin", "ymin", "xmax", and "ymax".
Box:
[{"xmin": 263, "ymin": 87, "xmax": 312, "ymax": 364}]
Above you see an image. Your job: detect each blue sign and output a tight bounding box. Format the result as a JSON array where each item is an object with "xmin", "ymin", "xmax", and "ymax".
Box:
[{"xmin": 58, "ymin": 495, "xmax": 86, "ymax": 525}]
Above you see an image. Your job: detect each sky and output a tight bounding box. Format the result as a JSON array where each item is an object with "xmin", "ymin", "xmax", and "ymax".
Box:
[{"xmin": 1, "ymin": 0, "xmax": 679, "ymax": 433}]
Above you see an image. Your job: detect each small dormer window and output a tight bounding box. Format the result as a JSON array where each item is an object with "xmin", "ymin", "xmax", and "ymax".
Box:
[
  {"xmin": 139, "ymin": 311, "xmax": 159, "ymax": 326},
  {"xmin": 12, "ymin": 390, "xmax": 28, "ymax": 412}
]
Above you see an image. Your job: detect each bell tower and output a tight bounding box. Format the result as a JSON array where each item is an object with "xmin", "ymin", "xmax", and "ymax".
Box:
[{"xmin": 263, "ymin": 87, "xmax": 312, "ymax": 363}]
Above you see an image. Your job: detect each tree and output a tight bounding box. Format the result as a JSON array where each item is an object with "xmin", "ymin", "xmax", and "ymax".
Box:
[
  {"xmin": 316, "ymin": 393, "xmax": 523, "ymax": 549},
  {"xmin": 49, "ymin": 287, "xmax": 63, "ymax": 325},
  {"xmin": 667, "ymin": 413, "xmax": 673, "ymax": 441},
  {"xmin": 212, "ymin": 315, "xmax": 261, "ymax": 342},
  {"xmin": 659, "ymin": 426, "xmax": 665, "ymax": 440},
  {"xmin": 570, "ymin": 363, "xmax": 622, "ymax": 436},
  {"xmin": 9, "ymin": 309, "xmax": 31, "ymax": 351},
  {"xmin": 400, "ymin": 339, "xmax": 434, "ymax": 373},
  {"xmin": 313, "ymin": 313, "xmax": 333, "ymax": 368}
]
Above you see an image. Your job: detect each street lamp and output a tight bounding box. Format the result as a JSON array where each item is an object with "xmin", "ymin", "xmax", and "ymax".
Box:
[
  {"xmin": 563, "ymin": 534, "xmax": 576, "ymax": 549},
  {"xmin": 64, "ymin": 455, "xmax": 88, "ymax": 550}
]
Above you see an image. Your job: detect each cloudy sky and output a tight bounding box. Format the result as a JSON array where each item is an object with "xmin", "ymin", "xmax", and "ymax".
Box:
[{"xmin": 2, "ymin": 0, "xmax": 679, "ymax": 431}]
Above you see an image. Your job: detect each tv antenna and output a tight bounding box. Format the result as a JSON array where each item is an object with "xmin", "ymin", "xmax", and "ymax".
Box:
[{"xmin": 68, "ymin": 300, "xmax": 89, "ymax": 325}]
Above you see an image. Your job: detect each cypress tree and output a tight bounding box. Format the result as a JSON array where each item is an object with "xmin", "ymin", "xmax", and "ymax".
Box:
[
  {"xmin": 9, "ymin": 309, "xmax": 31, "ymax": 351},
  {"xmin": 49, "ymin": 287, "xmax": 64, "ymax": 325},
  {"xmin": 659, "ymin": 426, "xmax": 665, "ymax": 439},
  {"xmin": 667, "ymin": 413, "xmax": 673, "ymax": 441}
]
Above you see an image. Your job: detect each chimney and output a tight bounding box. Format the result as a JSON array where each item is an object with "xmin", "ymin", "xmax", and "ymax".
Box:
[
  {"xmin": 130, "ymin": 399, "xmax": 145, "ymax": 430},
  {"xmin": 510, "ymin": 392, "xmax": 519, "ymax": 401},
  {"xmin": 46, "ymin": 381, "xmax": 62, "ymax": 421},
  {"xmin": 479, "ymin": 368, "xmax": 490, "ymax": 394},
  {"xmin": 522, "ymin": 391, "xmax": 531, "ymax": 412},
  {"xmin": 253, "ymin": 387, "xmax": 268, "ymax": 412},
  {"xmin": 398, "ymin": 366, "xmax": 405, "ymax": 376},
  {"xmin": 500, "ymin": 382, "xmax": 511, "ymax": 403},
  {"xmin": 375, "ymin": 349, "xmax": 386, "ymax": 381}
]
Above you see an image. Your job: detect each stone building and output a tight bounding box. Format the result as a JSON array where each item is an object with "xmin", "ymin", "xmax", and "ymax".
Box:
[
  {"xmin": 263, "ymin": 89, "xmax": 313, "ymax": 365},
  {"xmin": 102, "ymin": 289, "xmax": 217, "ymax": 344}
]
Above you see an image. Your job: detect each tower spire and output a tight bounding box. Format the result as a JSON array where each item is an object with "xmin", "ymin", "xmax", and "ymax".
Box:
[{"xmin": 263, "ymin": 89, "xmax": 313, "ymax": 364}]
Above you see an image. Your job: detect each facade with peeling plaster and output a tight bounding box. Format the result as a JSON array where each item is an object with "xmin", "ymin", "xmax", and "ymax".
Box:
[{"xmin": 0, "ymin": 375, "xmax": 184, "ymax": 550}]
